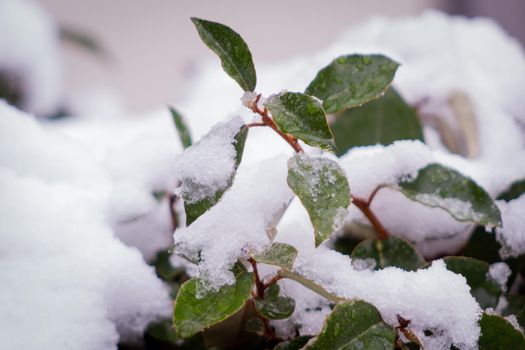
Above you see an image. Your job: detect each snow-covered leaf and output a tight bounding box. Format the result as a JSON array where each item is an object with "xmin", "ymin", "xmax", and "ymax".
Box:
[
  {"xmin": 305, "ymin": 54, "xmax": 399, "ymax": 114},
  {"xmin": 253, "ymin": 242, "xmax": 298, "ymax": 270},
  {"xmin": 351, "ymin": 236, "xmax": 425, "ymax": 271},
  {"xmin": 254, "ymin": 284, "xmax": 295, "ymax": 320},
  {"xmin": 332, "ymin": 88, "xmax": 423, "ymax": 156},
  {"xmin": 498, "ymin": 178, "xmax": 525, "ymax": 202},
  {"xmin": 398, "ymin": 163, "xmax": 502, "ymax": 227},
  {"xmin": 191, "ymin": 17, "xmax": 256, "ymax": 91},
  {"xmin": 266, "ymin": 92, "xmax": 336, "ymax": 152},
  {"xmin": 176, "ymin": 120, "xmax": 249, "ymax": 225},
  {"xmin": 287, "ymin": 154, "xmax": 350, "ymax": 246},
  {"xmin": 478, "ymin": 313, "xmax": 525, "ymax": 350},
  {"xmin": 444, "ymin": 257, "xmax": 502, "ymax": 309},
  {"xmin": 173, "ymin": 269, "xmax": 254, "ymax": 338},
  {"xmin": 302, "ymin": 300, "xmax": 395, "ymax": 349},
  {"xmin": 169, "ymin": 106, "xmax": 192, "ymax": 149}
]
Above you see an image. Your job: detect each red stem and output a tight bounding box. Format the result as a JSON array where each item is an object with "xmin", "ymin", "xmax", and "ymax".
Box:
[
  {"xmin": 352, "ymin": 197, "xmax": 390, "ymax": 240},
  {"xmin": 248, "ymin": 258, "xmax": 265, "ymax": 299},
  {"xmin": 247, "ymin": 94, "xmax": 304, "ymax": 153}
]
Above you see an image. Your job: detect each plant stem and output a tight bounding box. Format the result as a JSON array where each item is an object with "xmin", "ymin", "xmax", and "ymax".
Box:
[
  {"xmin": 168, "ymin": 192, "xmax": 179, "ymax": 232},
  {"xmin": 263, "ymin": 273, "xmax": 285, "ymax": 290},
  {"xmin": 352, "ymin": 197, "xmax": 390, "ymax": 240},
  {"xmin": 248, "ymin": 257, "xmax": 265, "ymax": 299},
  {"xmin": 246, "ymin": 94, "xmax": 304, "ymax": 153},
  {"xmin": 278, "ymin": 270, "xmax": 344, "ymax": 303}
]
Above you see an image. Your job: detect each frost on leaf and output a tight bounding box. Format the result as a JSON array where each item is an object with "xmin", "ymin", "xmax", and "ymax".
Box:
[
  {"xmin": 173, "ymin": 117, "xmax": 248, "ymax": 225},
  {"xmin": 287, "ymin": 154, "xmax": 350, "ymax": 246},
  {"xmin": 252, "ymin": 242, "xmax": 298, "ymax": 270},
  {"xmin": 398, "ymin": 163, "xmax": 502, "ymax": 227}
]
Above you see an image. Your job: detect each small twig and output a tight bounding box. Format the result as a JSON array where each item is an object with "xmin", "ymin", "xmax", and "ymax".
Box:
[
  {"xmin": 246, "ymin": 121, "xmax": 266, "ymax": 128},
  {"xmin": 367, "ymin": 184, "xmax": 386, "ymax": 205},
  {"xmin": 278, "ymin": 270, "xmax": 344, "ymax": 303},
  {"xmin": 263, "ymin": 273, "xmax": 285, "ymax": 290},
  {"xmin": 352, "ymin": 197, "xmax": 390, "ymax": 240},
  {"xmin": 248, "ymin": 257, "xmax": 265, "ymax": 299},
  {"xmin": 168, "ymin": 192, "xmax": 179, "ymax": 232},
  {"xmin": 247, "ymin": 94, "xmax": 304, "ymax": 153}
]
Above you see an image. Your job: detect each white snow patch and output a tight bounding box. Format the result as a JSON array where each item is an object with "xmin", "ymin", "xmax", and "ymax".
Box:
[
  {"xmin": 174, "ymin": 117, "xmax": 244, "ymax": 204},
  {"xmin": 295, "ymin": 249, "xmax": 481, "ymax": 350},
  {"xmin": 496, "ymin": 195, "xmax": 525, "ymax": 258},
  {"xmin": 0, "ymin": 102, "xmax": 171, "ymax": 349},
  {"xmin": 173, "ymin": 155, "xmax": 294, "ymax": 293}
]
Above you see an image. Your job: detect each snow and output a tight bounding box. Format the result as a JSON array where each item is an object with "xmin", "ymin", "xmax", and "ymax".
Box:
[
  {"xmin": 173, "ymin": 117, "xmax": 244, "ymax": 204},
  {"xmin": 173, "ymin": 155, "xmax": 294, "ymax": 294},
  {"xmin": 46, "ymin": 109, "xmax": 181, "ymax": 261},
  {"xmin": 294, "ymin": 249, "xmax": 481, "ymax": 350},
  {"xmin": 0, "ymin": 0, "xmax": 63, "ymax": 116},
  {"xmin": 339, "ymin": 140, "xmax": 432, "ymax": 199},
  {"xmin": 487, "ymin": 262, "xmax": 511, "ymax": 291},
  {"xmin": 496, "ymin": 195, "xmax": 525, "ymax": 258},
  {"xmin": 0, "ymin": 102, "xmax": 171, "ymax": 349}
]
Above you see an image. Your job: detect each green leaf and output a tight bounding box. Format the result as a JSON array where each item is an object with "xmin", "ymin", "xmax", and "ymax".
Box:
[
  {"xmin": 274, "ymin": 336, "xmax": 312, "ymax": 350},
  {"xmin": 305, "ymin": 54, "xmax": 399, "ymax": 114},
  {"xmin": 478, "ymin": 313, "xmax": 525, "ymax": 350},
  {"xmin": 398, "ymin": 163, "xmax": 502, "ymax": 227},
  {"xmin": 498, "ymin": 178, "xmax": 525, "ymax": 202},
  {"xmin": 287, "ymin": 154, "xmax": 350, "ymax": 246},
  {"xmin": 173, "ymin": 269, "xmax": 254, "ymax": 338},
  {"xmin": 266, "ymin": 92, "xmax": 335, "ymax": 152},
  {"xmin": 332, "ymin": 88, "xmax": 423, "ymax": 156},
  {"xmin": 444, "ymin": 256, "xmax": 502, "ymax": 309},
  {"xmin": 183, "ymin": 125, "xmax": 248, "ymax": 225},
  {"xmin": 501, "ymin": 294, "xmax": 525, "ymax": 328},
  {"xmin": 191, "ymin": 17, "xmax": 256, "ymax": 91},
  {"xmin": 351, "ymin": 236, "xmax": 425, "ymax": 271},
  {"xmin": 254, "ymin": 284, "xmax": 295, "ymax": 320},
  {"xmin": 302, "ymin": 300, "xmax": 395, "ymax": 349},
  {"xmin": 169, "ymin": 106, "xmax": 193, "ymax": 149},
  {"xmin": 253, "ymin": 242, "xmax": 298, "ymax": 270},
  {"xmin": 245, "ymin": 316, "xmax": 265, "ymax": 335}
]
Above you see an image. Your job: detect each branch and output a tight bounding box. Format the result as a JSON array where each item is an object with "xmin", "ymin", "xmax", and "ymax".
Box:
[
  {"xmin": 352, "ymin": 197, "xmax": 390, "ymax": 240},
  {"xmin": 246, "ymin": 94, "xmax": 304, "ymax": 153},
  {"xmin": 248, "ymin": 257, "xmax": 265, "ymax": 299}
]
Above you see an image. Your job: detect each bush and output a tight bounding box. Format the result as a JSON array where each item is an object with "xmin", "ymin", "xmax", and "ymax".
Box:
[{"xmin": 158, "ymin": 17, "xmax": 525, "ymax": 350}]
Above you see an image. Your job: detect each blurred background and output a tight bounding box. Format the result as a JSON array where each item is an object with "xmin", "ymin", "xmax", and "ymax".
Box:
[{"xmin": 30, "ymin": 0, "xmax": 525, "ymax": 112}]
